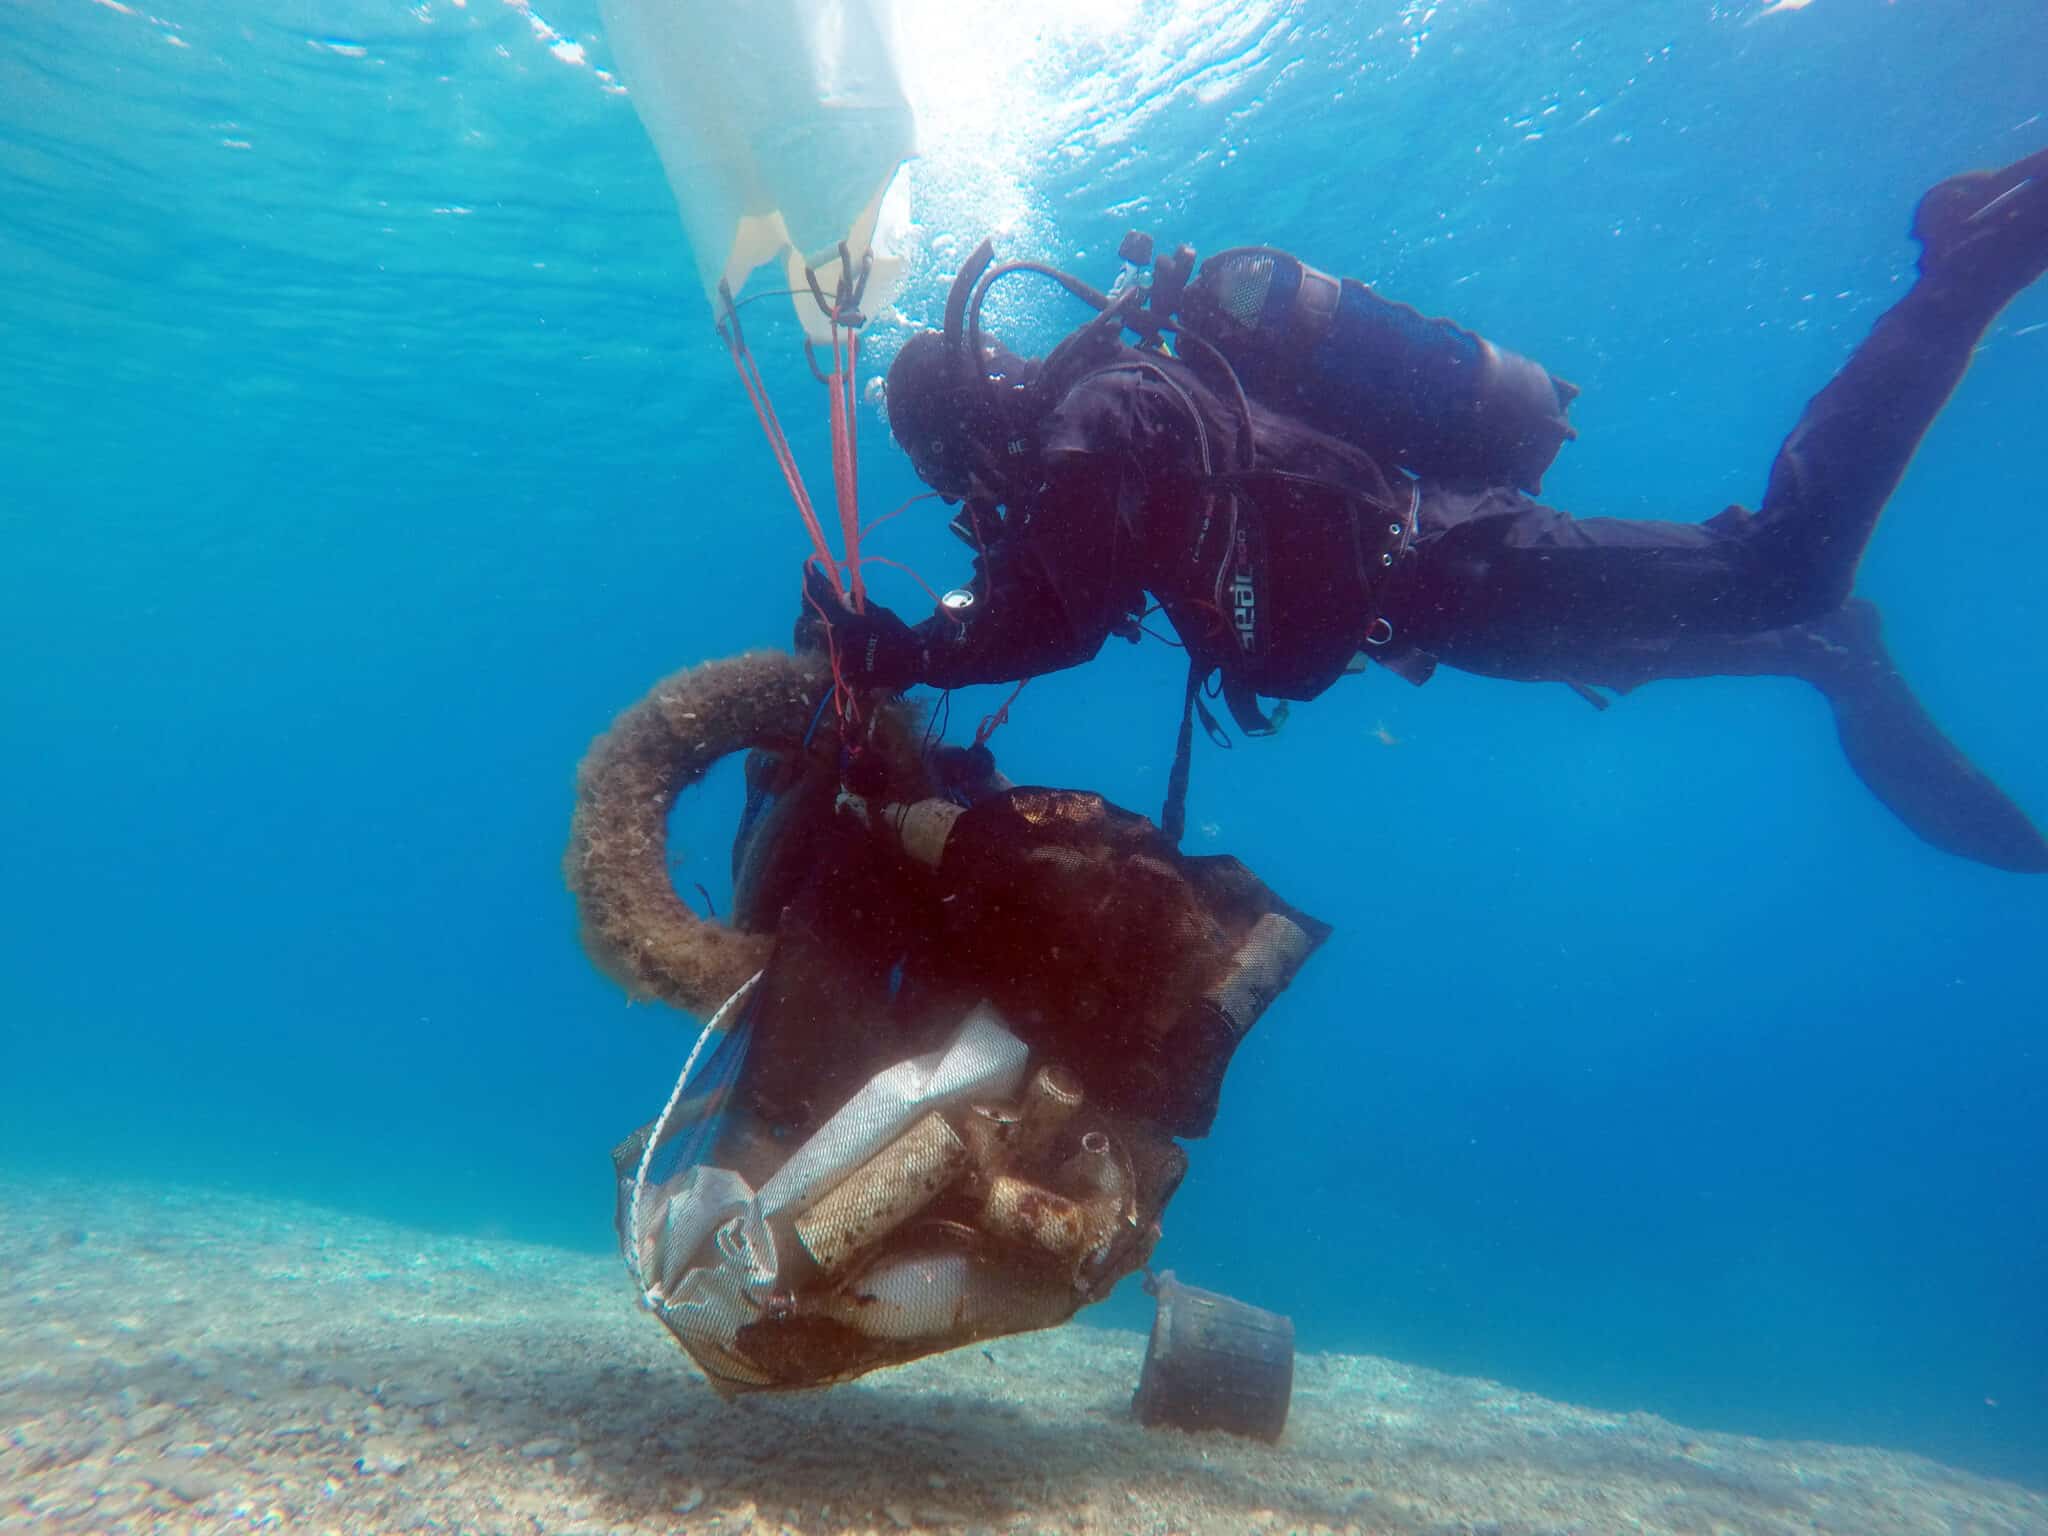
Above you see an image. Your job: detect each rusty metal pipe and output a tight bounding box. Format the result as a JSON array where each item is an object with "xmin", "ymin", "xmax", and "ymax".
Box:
[{"xmin": 794, "ymin": 1112, "xmax": 969, "ymax": 1275}]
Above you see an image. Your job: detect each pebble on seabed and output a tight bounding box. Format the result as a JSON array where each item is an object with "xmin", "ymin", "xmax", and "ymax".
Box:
[{"xmin": 2, "ymin": 1177, "xmax": 2044, "ymax": 1536}]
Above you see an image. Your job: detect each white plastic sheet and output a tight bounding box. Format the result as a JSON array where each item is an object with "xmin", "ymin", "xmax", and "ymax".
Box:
[
  {"xmin": 631, "ymin": 1002, "xmax": 1030, "ymax": 1385},
  {"xmin": 599, "ymin": 0, "xmax": 916, "ymax": 341}
]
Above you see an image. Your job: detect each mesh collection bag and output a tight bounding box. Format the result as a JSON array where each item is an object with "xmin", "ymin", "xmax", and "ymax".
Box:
[{"xmin": 574, "ymin": 654, "xmax": 1327, "ymax": 1393}]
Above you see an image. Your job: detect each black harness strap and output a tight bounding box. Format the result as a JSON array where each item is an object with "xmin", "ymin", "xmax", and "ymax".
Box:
[
  {"xmin": 1161, "ymin": 663, "xmax": 1202, "ymax": 844},
  {"xmin": 1160, "ymin": 661, "xmax": 1236, "ymax": 844}
]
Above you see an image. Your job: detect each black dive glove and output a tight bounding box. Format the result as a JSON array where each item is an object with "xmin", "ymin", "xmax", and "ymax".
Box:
[{"xmin": 794, "ymin": 565, "xmax": 926, "ymax": 691}]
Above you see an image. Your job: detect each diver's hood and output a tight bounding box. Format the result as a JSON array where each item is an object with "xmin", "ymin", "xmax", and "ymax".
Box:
[
  {"xmin": 887, "ymin": 236, "xmax": 1125, "ymax": 499},
  {"xmin": 884, "ymin": 328, "xmax": 1035, "ymax": 499}
]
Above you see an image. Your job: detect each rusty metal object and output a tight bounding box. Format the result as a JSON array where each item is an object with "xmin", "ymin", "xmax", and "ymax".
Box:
[{"xmin": 795, "ymin": 1112, "xmax": 969, "ymax": 1275}]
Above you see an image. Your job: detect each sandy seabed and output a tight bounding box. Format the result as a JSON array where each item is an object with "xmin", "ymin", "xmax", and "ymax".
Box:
[{"xmin": 2, "ymin": 1177, "xmax": 2041, "ymax": 1536}]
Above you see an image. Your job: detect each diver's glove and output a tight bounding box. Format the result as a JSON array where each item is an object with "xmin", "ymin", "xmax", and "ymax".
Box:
[{"xmin": 795, "ymin": 565, "xmax": 925, "ymax": 691}]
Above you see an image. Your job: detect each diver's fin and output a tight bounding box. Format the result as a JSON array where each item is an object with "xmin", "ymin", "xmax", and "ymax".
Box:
[
  {"xmin": 1562, "ymin": 604, "xmax": 2047, "ymax": 870},
  {"xmin": 1911, "ymin": 145, "xmax": 2048, "ymax": 301},
  {"xmin": 1802, "ymin": 602, "xmax": 2048, "ymax": 874}
]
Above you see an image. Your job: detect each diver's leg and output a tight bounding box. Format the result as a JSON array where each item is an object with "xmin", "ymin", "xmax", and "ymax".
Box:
[
  {"xmin": 1391, "ymin": 149, "xmax": 2048, "ymax": 665},
  {"xmin": 1803, "ymin": 605, "xmax": 2048, "ymax": 873},
  {"xmin": 1743, "ymin": 147, "xmax": 2048, "ymax": 614},
  {"xmin": 1389, "ymin": 489, "xmax": 1780, "ymax": 670}
]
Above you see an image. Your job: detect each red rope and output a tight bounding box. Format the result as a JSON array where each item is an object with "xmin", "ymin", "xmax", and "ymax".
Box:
[
  {"xmin": 855, "ymin": 553, "xmax": 957, "ymax": 617},
  {"xmin": 725, "ymin": 326, "xmax": 838, "ymax": 593},
  {"xmin": 801, "ymin": 553, "xmax": 861, "ymax": 726},
  {"xmin": 845, "ymin": 331, "xmax": 862, "ymax": 494},
  {"xmin": 860, "ymin": 490, "xmax": 939, "ymax": 543},
  {"xmin": 840, "ymin": 328, "xmax": 862, "ymax": 500},
  {"xmin": 973, "ymin": 677, "xmax": 1028, "ymax": 747},
  {"xmin": 721, "ymin": 289, "xmax": 894, "ymax": 732},
  {"xmin": 1181, "ymin": 595, "xmax": 1236, "ymax": 648},
  {"xmin": 828, "ymin": 323, "xmax": 867, "ymax": 612}
]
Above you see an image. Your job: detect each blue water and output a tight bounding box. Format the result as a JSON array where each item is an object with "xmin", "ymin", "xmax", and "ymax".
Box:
[{"xmin": 5, "ymin": 0, "xmax": 2046, "ymax": 1492}]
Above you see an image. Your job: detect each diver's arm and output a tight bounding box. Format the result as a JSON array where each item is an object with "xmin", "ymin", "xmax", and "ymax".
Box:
[{"xmin": 913, "ymin": 453, "xmax": 1141, "ymax": 689}]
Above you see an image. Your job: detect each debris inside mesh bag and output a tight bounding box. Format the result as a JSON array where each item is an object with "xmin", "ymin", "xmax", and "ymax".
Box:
[{"xmin": 566, "ymin": 652, "xmax": 1327, "ymax": 1394}]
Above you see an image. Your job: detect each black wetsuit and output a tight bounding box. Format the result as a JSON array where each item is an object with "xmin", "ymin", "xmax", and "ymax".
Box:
[
  {"xmin": 1382, "ymin": 270, "xmax": 1999, "ymax": 682},
  {"xmin": 892, "ymin": 261, "xmax": 2047, "ymax": 872},
  {"xmin": 916, "ymin": 263, "xmax": 1987, "ymax": 688}
]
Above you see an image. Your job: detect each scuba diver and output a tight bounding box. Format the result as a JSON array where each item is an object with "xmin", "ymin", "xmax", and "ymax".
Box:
[{"xmin": 799, "ymin": 148, "xmax": 2048, "ymax": 872}]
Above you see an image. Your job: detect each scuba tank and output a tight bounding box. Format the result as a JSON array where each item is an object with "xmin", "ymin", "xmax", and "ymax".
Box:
[
  {"xmin": 939, "ymin": 233, "xmax": 1578, "ymax": 496},
  {"xmin": 1163, "ymin": 245, "xmax": 1579, "ymax": 494}
]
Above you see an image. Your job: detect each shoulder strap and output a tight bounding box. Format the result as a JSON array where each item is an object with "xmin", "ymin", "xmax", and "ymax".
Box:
[{"xmin": 1160, "ymin": 662, "xmax": 1233, "ymax": 844}]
